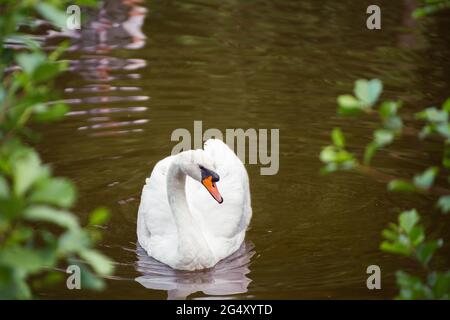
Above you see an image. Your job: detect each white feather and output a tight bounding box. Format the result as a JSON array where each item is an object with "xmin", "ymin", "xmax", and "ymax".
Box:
[{"xmin": 137, "ymin": 139, "xmax": 252, "ymax": 271}]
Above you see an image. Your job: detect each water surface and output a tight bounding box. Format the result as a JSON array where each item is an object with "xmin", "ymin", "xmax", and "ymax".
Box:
[{"xmin": 35, "ymin": 0, "xmax": 450, "ymax": 299}]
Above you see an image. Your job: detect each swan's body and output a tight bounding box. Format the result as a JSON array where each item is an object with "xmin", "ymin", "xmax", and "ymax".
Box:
[{"xmin": 137, "ymin": 139, "xmax": 252, "ymax": 271}]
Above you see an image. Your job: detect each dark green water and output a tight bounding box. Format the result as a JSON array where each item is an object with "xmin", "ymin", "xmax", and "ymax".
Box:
[{"xmin": 36, "ymin": 0, "xmax": 450, "ymax": 299}]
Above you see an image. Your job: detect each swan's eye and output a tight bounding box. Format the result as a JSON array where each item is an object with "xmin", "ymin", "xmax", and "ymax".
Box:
[{"xmin": 199, "ymin": 166, "xmax": 220, "ymax": 182}]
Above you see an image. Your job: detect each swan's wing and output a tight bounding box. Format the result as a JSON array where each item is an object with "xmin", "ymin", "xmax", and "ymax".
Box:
[
  {"xmin": 137, "ymin": 155, "xmax": 177, "ymax": 255},
  {"xmin": 187, "ymin": 139, "xmax": 252, "ymax": 242}
]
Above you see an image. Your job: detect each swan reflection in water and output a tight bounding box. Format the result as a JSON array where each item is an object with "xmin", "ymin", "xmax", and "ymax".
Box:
[{"xmin": 135, "ymin": 241, "xmax": 255, "ymax": 300}]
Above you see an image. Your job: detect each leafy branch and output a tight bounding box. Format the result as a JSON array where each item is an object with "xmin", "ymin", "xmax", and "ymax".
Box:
[
  {"xmin": 0, "ymin": 0, "xmax": 112, "ymax": 299},
  {"xmin": 320, "ymin": 79, "xmax": 450, "ymax": 299}
]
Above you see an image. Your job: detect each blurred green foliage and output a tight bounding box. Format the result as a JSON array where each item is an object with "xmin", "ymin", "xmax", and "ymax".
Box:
[
  {"xmin": 0, "ymin": 0, "xmax": 113, "ymax": 299},
  {"xmin": 413, "ymin": 0, "xmax": 450, "ymax": 18},
  {"xmin": 319, "ymin": 2, "xmax": 450, "ymax": 299},
  {"xmin": 320, "ymin": 78, "xmax": 450, "ymax": 299}
]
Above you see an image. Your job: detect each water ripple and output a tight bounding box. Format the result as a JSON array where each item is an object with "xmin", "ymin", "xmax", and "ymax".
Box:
[{"xmin": 135, "ymin": 241, "xmax": 255, "ymax": 300}]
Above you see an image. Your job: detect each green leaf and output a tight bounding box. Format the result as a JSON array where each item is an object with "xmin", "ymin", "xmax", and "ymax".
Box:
[
  {"xmin": 15, "ymin": 52, "xmax": 46, "ymax": 75},
  {"xmin": 0, "ymin": 176, "xmax": 10, "ymax": 198},
  {"xmin": 443, "ymin": 145, "xmax": 450, "ymax": 168},
  {"xmin": 24, "ymin": 206, "xmax": 79, "ymax": 231},
  {"xmin": 0, "ymin": 246, "xmax": 55, "ymax": 275},
  {"xmin": 36, "ymin": 3, "xmax": 68, "ymax": 30},
  {"xmin": 33, "ymin": 61, "xmax": 64, "ymax": 83},
  {"xmin": 383, "ymin": 116, "xmax": 403, "ymax": 133},
  {"xmin": 89, "ymin": 207, "xmax": 110, "ymax": 226},
  {"xmin": 0, "ymin": 197, "xmax": 26, "ymax": 220},
  {"xmin": 320, "ymin": 146, "xmax": 355, "ymax": 166},
  {"xmin": 413, "ymin": 167, "xmax": 438, "ymax": 190},
  {"xmin": 0, "ymin": 266, "xmax": 32, "ymax": 299},
  {"xmin": 419, "ymin": 125, "xmax": 433, "ymax": 140},
  {"xmin": 331, "ymin": 128, "xmax": 345, "ymax": 148},
  {"xmin": 443, "ymin": 98, "xmax": 450, "ymax": 112},
  {"xmin": 29, "ymin": 177, "xmax": 76, "ymax": 208},
  {"xmin": 320, "ymin": 146, "xmax": 337, "ymax": 163},
  {"xmin": 374, "ymin": 129, "xmax": 394, "ymax": 147},
  {"xmin": 58, "ymin": 229, "xmax": 90, "ymax": 253},
  {"xmin": 32, "ymin": 271, "xmax": 64, "ymax": 289},
  {"xmin": 388, "ymin": 180, "xmax": 417, "ymax": 192},
  {"xmin": 396, "ymin": 271, "xmax": 430, "ymax": 300},
  {"xmin": 379, "ymin": 101, "xmax": 399, "ymax": 119},
  {"xmin": 79, "ymin": 265, "xmax": 105, "ymax": 291},
  {"xmin": 0, "ymin": 86, "xmax": 6, "ymax": 103},
  {"xmin": 436, "ymin": 123, "xmax": 450, "ymax": 139},
  {"xmin": 408, "ymin": 225, "xmax": 425, "ymax": 246},
  {"xmin": 416, "ymin": 107, "xmax": 448, "ymax": 123},
  {"xmin": 32, "ymin": 103, "xmax": 69, "ymax": 122},
  {"xmin": 12, "ymin": 150, "xmax": 43, "ymax": 196},
  {"xmin": 337, "ymin": 95, "xmax": 362, "ymax": 115},
  {"xmin": 363, "ymin": 142, "xmax": 378, "ymax": 165},
  {"xmin": 428, "ymin": 271, "xmax": 450, "ymax": 299},
  {"xmin": 380, "ymin": 241, "xmax": 411, "ymax": 256},
  {"xmin": 320, "ymin": 163, "xmax": 338, "ymax": 175},
  {"xmin": 399, "ymin": 209, "xmax": 420, "ymax": 234},
  {"xmin": 437, "ymin": 195, "xmax": 450, "ymax": 214},
  {"xmin": 48, "ymin": 42, "xmax": 70, "ymax": 62},
  {"xmin": 354, "ymin": 79, "xmax": 383, "ymax": 107},
  {"xmin": 382, "ymin": 228, "xmax": 398, "ymax": 241},
  {"xmin": 4, "ymin": 227, "xmax": 33, "ymax": 245},
  {"xmin": 416, "ymin": 239, "xmax": 443, "ymax": 267},
  {"xmin": 79, "ymin": 249, "xmax": 114, "ymax": 276}
]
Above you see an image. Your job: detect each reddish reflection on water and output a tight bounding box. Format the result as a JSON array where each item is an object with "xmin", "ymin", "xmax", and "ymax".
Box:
[{"xmin": 51, "ymin": 0, "xmax": 152, "ymax": 138}]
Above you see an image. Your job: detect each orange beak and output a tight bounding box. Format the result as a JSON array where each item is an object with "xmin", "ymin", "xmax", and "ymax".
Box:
[{"xmin": 202, "ymin": 176, "xmax": 223, "ymax": 204}]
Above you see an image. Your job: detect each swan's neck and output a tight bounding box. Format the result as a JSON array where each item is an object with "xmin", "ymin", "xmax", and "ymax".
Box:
[
  {"xmin": 166, "ymin": 162, "xmax": 194, "ymax": 231},
  {"xmin": 166, "ymin": 161, "xmax": 211, "ymax": 262}
]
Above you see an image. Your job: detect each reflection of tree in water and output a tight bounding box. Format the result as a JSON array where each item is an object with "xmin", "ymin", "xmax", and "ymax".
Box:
[
  {"xmin": 135, "ymin": 241, "xmax": 255, "ymax": 300},
  {"xmin": 64, "ymin": 0, "xmax": 148, "ymax": 81},
  {"xmin": 74, "ymin": 0, "xmax": 147, "ymax": 52},
  {"xmin": 55, "ymin": 0, "xmax": 151, "ymax": 138}
]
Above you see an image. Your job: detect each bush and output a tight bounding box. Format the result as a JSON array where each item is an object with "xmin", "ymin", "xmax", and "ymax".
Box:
[
  {"xmin": 320, "ymin": 79, "xmax": 450, "ymax": 299},
  {"xmin": 0, "ymin": 0, "xmax": 113, "ymax": 299}
]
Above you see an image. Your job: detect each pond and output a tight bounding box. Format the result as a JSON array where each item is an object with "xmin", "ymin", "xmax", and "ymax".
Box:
[{"xmin": 35, "ymin": 0, "xmax": 450, "ymax": 299}]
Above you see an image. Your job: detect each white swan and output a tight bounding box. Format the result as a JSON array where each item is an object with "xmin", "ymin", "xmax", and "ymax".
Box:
[{"xmin": 137, "ymin": 139, "xmax": 252, "ymax": 271}]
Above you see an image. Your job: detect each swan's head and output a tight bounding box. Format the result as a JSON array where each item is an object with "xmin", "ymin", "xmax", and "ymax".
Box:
[{"xmin": 177, "ymin": 150, "xmax": 223, "ymax": 204}]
